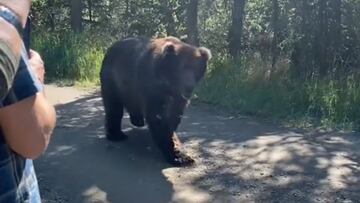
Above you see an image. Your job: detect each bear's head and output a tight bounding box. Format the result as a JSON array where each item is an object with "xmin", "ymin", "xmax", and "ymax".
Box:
[{"xmin": 152, "ymin": 37, "xmax": 212, "ymax": 101}]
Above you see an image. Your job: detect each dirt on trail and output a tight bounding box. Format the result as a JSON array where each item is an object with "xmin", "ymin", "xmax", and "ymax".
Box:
[{"xmin": 36, "ymin": 84, "xmax": 360, "ymax": 203}]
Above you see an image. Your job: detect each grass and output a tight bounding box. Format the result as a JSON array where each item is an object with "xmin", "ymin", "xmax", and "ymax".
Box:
[
  {"xmin": 195, "ymin": 56, "xmax": 360, "ymax": 130},
  {"xmin": 32, "ymin": 31, "xmax": 105, "ymax": 86}
]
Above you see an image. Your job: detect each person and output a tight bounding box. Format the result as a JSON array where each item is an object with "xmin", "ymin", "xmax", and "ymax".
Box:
[{"xmin": 0, "ymin": 1, "xmax": 56, "ymax": 202}]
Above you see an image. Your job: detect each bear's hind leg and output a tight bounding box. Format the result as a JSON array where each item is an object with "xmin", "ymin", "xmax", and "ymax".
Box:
[
  {"xmin": 123, "ymin": 99, "xmax": 145, "ymax": 127},
  {"xmin": 129, "ymin": 113, "xmax": 145, "ymax": 127}
]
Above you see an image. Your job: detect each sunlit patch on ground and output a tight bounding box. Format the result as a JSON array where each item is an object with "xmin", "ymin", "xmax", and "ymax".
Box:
[{"xmin": 38, "ymin": 86, "xmax": 360, "ymax": 203}]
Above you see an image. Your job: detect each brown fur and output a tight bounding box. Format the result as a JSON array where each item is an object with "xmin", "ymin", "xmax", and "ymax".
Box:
[{"xmin": 100, "ymin": 36, "xmax": 211, "ymax": 166}]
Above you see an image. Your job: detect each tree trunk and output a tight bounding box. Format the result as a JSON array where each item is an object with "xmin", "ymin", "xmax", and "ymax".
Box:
[
  {"xmin": 87, "ymin": 0, "xmax": 92, "ymax": 23},
  {"xmin": 317, "ymin": 0, "xmax": 329, "ymax": 77},
  {"xmin": 125, "ymin": 0, "xmax": 130, "ymax": 17},
  {"xmin": 331, "ymin": 0, "xmax": 342, "ymax": 49},
  {"xmin": 71, "ymin": 0, "xmax": 83, "ymax": 33},
  {"xmin": 329, "ymin": 0, "xmax": 342, "ymax": 74},
  {"xmin": 271, "ymin": 0, "xmax": 280, "ymax": 70},
  {"xmin": 164, "ymin": 1, "xmax": 176, "ymax": 36},
  {"xmin": 290, "ymin": 0, "xmax": 314, "ymax": 80},
  {"xmin": 186, "ymin": 0, "xmax": 199, "ymax": 46},
  {"xmin": 48, "ymin": 0, "xmax": 55, "ymax": 31},
  {"xmin": 228, "ymin": 0, "xmax": 246, "ymax": 58},
  {"xmin": 123, "ymin": 0, "xmax": 130, "ymax": 35}
]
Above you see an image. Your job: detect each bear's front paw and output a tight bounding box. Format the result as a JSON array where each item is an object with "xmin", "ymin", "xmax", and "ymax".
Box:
[
  {"xmin": 170, "ymin": 150, "xmax": 195, "ymax": 167},
  {"xmin": 106, "ymin": 131, "xmax": 128, "ymax": 142}
]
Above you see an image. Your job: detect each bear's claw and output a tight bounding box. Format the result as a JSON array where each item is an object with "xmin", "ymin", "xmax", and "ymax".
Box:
[{"xmin": 170, "ymin": 151, "xmax": 195, "ymax": 167}]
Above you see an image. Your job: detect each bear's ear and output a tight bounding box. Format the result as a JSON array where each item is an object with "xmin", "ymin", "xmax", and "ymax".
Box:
[
  {"xmin": 162, "ymin": 42, "xmax": 176, "ymax": 55},
  {"xmin": 198, "ymin": 47, "xmax": 212, "ymax": 61}
]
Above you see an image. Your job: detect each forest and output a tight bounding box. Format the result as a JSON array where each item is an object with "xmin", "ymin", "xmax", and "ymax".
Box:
[{"xmin": 30, "ymin": 0, "xmax": 360, "ymax": 129}]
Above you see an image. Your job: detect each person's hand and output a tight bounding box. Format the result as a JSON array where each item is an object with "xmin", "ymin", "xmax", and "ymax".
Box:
[{"xmin": 29, "ymin": 50, "xmax": 45, "ymax": 83}]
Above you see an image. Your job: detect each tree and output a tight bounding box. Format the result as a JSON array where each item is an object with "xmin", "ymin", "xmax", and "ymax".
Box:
[
  {"xmin": 290, "ymin": 0, "xmax": 315, "ymax": 79},
  {"xmin": 71, "ymin": 0, "xmax": 83, "ymax": 32},
  {"xmin": 47, "ymin": 0, "xmax": 55, "ymax": 31},
  {"xmin": 186, "ymin": 0, "xmax": 199, "ymax": 46},
  {"xmin": 30, "ymin": 0, "xmax": 360, "ymax": 80},
  {"xmin": 160, "ymin": 0, "xmax": 177, "ymax": 36},
  {"xmin": 316, "ymin": 0, "xmax": 328, "ymax": 76},
  {"xmin": 329, "ymin": 0, "xmax": 342, "ymax": 77},
  {"xmin": 312, "ymin": 0, "xmax": 342, "ymax": 77},
  {"xmin": 228, "ymin": 0, "xmax": 246, "ymax": 58},
  {"xmin": 271, "ymin": 0, "xmax": 280, "ymax": 70},
  {"xmin": 87, "ymin": 0, "xmax": 93, "ymax": 23}
]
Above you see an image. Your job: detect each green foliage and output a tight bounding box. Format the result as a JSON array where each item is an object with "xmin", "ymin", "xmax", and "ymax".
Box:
[
  {"xmin": 32, "ymin": 32, "xmax": 105, "ymax": 84},
  {"xmin": 199, "ymin": 1, "xmax": 231, "ymax": 54},
  {"xmin": 29, "ymin": 0, "xmax": 360, "ymax": 130},
  {"xmin": 196, "ymin": 57, "xmax": 360, "ymax": 129}
]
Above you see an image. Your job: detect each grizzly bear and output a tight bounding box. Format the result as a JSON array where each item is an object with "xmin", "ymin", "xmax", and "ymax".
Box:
[{"xmin": 100, "ymin": 36, "xmax": 211, "ymax": 166}]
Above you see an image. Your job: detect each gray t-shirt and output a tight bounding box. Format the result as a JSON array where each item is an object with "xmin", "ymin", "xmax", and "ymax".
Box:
[{"xmin": 0, "ymin": 40, "xmax": 19, "ymax": 100}]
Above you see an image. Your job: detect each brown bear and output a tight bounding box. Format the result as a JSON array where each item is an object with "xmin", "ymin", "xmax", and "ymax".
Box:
[{"xmin": 100, "ymin": 36, "xmax": 211, "ymax": 166}]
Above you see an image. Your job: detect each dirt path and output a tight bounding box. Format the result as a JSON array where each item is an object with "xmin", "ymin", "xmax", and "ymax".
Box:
[{"xmin": 36, "ymin": 85, "xmax": 360, "ymax": 203}]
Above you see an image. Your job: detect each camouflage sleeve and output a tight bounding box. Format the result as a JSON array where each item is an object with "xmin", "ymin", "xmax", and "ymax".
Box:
[{"xmin": 0, "ymin": 40, "xmax": 19, "ymax": 100}]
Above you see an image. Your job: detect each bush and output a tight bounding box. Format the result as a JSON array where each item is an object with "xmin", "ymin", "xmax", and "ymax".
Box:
[
  {"xmin": 32, "ymin": 32, "xmax": 105, "ymax": 84},
  {"xmin": 196, "ymin": 56, "xmax": 360, "ymax": 130}
]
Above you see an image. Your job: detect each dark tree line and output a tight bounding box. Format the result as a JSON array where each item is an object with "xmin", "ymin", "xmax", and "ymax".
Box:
[{"xmin": 31, "ymin": 0, "xmax": 360, "ymax": 81}]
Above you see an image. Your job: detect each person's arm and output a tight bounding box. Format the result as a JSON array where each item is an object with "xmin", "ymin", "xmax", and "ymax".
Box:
[
  {"xmin": 0, "ymin": 1, "xmax": 56, "ymax": 159},
  {"xmin": 0, "ymin": 50, "xmax": 56, "ymax": 159},
  {"xmin": 0, "ymin": 92, "xmax": 56, "ymax": 159}
]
